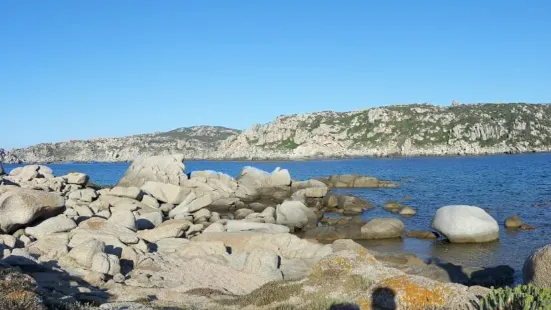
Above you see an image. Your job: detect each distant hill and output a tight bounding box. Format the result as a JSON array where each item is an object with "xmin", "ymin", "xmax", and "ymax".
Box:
[
  {"xmin": 6, "ymin": 103, "xmax": 551, "ymax": 163},
  {"xmin": 4, "ymin": 126, "xmax": 240, "ymax": 163},
  {"xmin": 213, "ymin": 103, "xmax": 551, "ymax": 159}
]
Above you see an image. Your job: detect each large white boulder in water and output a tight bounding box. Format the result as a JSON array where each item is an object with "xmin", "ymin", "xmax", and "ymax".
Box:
[
  {"xmin": 431, "ymin": 205, "xmax": 499, "ymax": 243},
  {"xmin": 118, "ymin": 154, "xmax": 188, "ymax": 187}
]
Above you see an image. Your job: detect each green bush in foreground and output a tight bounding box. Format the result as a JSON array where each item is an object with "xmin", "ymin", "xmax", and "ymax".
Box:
[{"xmin": 478, "ymin": 284, "xmax": 551, "ymax": 310}]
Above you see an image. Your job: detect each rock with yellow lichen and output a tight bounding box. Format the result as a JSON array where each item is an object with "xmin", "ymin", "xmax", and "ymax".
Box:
[{"xmin": 155, "ymin": 248, "xmax": 486, "ymax": 310}]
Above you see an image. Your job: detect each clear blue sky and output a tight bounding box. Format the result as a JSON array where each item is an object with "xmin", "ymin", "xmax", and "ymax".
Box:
[{"xmin": 1, "ymin": 1, "xmax": 550, "ymax": 149}]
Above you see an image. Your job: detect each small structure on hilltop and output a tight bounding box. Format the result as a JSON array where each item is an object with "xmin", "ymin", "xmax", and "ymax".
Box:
[{"xmin": 452, "ymin": 100, "xmax": 461, "ymax": 107}]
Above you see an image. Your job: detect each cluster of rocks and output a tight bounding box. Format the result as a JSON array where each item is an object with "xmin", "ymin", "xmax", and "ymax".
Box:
[{"xmin": 0, "ymin": 154, "xmax": 547, "ymax": 310}]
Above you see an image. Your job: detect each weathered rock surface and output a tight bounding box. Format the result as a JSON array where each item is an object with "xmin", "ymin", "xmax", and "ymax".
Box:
[
  {"xmin": 69, "ymin": 239, "xmax": 106, "ymax": 268},
  {"xmin": 523, "ymin": 243, "xmax": 551, "ymax": 288},
  {"xmin": 65, "ymin": 172, "xmax": 89, "ymax": 185},
  {"xmin": 25, "ymin": 214, "xmax": 76, "ymax": 239},
  {"xmin": 275, "ymin": 200, "xmax": 317, "ymax": 230},
  {"xmin": 0, "ymin": 189, "xmax": 65, "ymax": 233},
  {"xmin": 225, "ymin": 220, "xmax": 290, "ymax": 234},
  {"xmin": 118, "ymin": 154, "xmax": 188, "ymax": 187},
  {"xmin": 432, "ymin": 205, "xmax": 499, "ymax": 243},
  {"xmin": 108, "ymin": 186, "xmax": 143, "ymax": 200},
  {"xmin": 140, "ymin": 181, "xmax": 190, "ymax": 205},
  {"xmin": 137, "ymin": 219, "xmax": 191, "ymax": 243}
]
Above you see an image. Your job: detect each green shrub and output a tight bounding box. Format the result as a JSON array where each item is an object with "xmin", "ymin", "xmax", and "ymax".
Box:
[{"xmin": 478, "ymin": 284, "xmax": 551, "ymax": 310}]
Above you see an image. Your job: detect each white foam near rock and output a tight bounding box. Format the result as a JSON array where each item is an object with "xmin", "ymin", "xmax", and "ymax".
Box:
[{"xmin": 431, "ymin": 205, "xmax": 499, "ymax": 243}]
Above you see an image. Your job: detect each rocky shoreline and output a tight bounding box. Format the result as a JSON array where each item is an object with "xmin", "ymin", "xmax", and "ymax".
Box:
[
  {"xmin": 6, "ymin": 103, "xmax": 551, "ymax": 164},
  {"xmin": 0, "ymin": 154, "xmax": 548, "ymax": 309}
]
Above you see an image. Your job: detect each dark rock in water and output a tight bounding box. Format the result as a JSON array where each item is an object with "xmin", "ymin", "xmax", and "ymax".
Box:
[
  {"xmin": 338, "ymin": 195, "xmax": 375, "ymax": 215},
  {"xmin": 504, "ymin": 215, "xmax": 534, "ymax": 230},
  {"xmin": 504, "ymin": 215, "xmax": 523, "ymax": 228},
  {"xmin": 316, "ymin": 174, "xmax": 398, "ymax": 188},
  {"xmin": 383, "ymin": 201, "xmax": 417, "ymax": 217},
  {"xmin": 383, "ymin": 201, "xmax": 406, "ymax": 213},
  {"xmin": 405, "ymin": 230, "xmax": 439, "ymax": 239}
]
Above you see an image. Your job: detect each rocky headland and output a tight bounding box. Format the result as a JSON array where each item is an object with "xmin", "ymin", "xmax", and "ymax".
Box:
[
  {"xmin": 0, "ymin": 154, "xmax": 548, "ymax": 309},
  {"xmin": 5, "ymin": 103, "xmax": 551, "ymax": 163}
]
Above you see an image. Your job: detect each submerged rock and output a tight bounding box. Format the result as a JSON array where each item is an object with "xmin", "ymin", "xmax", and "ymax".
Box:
[
  {"xmin": 505, "ymin": 215, "xmax": 523, "ymax": 228},
  {"xmin": 317, "ymin": 174, "xmax": 398, "ymax": 188}
]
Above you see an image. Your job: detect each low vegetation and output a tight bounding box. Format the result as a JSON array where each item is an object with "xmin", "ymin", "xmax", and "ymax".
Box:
[
  {"xmin": 478, "ymin": 284, "xmax": 551, "ymax": 310},
  {"xmin": 0, "ymin": 268, "xmax": 44, "ymax": 310}
]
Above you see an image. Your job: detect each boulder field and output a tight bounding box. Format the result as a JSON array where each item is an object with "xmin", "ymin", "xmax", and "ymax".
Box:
[{"xmin": 0, "ymin": 154, "xmax": 542, "ymax": 309}]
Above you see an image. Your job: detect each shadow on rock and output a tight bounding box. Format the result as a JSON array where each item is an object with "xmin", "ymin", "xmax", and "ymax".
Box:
[
  {"xmin": 330, "ymin": 302, "xmax": 362, "ymax": 310},
  {"xmin": 431, "ymin": 258, "xmax": 514, "ymax": 287},
  {"xmin": 2, "ymin": 254, "xmax": 112, "ymax": 308},
  {"xmin": 371, "ymin": 287, "xmax": 397, "ymax": 310}
]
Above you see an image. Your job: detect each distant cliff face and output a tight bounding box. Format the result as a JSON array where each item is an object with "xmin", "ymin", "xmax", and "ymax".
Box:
[
  {"xmin": 6, "ymin": 103, "xmax": 551, "ymax": 163},
  {"xmin": 4, "ymin": 126, "xmax": 240, "ymax": 164},
  {"xmin": 214, "ymin": 103, "xmax": 551, "ymax": 159}
]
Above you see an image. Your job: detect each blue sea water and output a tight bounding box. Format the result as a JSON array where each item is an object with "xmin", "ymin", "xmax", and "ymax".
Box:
[{"xmin": 4, "ymin": 153, "xmax": 551, "ymax": 282}]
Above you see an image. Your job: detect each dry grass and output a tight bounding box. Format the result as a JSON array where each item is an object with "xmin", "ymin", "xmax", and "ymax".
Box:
[{"xmin": 0, "ymin": 267, "xmax": 45, "ymax": 310}]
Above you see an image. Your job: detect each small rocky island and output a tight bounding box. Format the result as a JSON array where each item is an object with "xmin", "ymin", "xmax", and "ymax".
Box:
[{"xmin": 0, "ymin": 155, "xmax": 548, "ymax": 309}]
